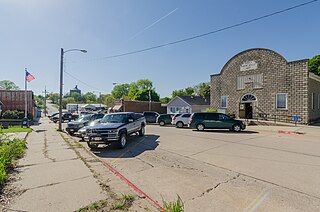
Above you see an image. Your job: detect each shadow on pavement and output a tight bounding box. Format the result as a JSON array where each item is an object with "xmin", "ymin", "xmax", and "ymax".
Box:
[
  {"xmin": 192, "ymin": 129, "xmax": 259, "ymax": 134},
  {"xmin": 90, "ymin": 134, "xmax": 160, "ymax": 159}
]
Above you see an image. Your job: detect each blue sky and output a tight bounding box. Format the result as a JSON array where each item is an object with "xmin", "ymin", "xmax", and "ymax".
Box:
[{"xmin": 1, "ymin": 0, "xmax": 319, "ymax": 97}]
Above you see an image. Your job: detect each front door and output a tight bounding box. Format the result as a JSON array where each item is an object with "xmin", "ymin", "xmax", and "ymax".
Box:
[{"xmin": 245, "ymin": 103, "xmax": 252, "ymax": 119}]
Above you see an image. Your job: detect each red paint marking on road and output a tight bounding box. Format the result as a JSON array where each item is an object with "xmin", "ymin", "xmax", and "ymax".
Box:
[
  {"xmin": 98, "ymin": 159, "xmax": 165, "ymax": 211},
  {"xmin": 278, "ymin": 131, "xmax": 304, "ymax": 136}
]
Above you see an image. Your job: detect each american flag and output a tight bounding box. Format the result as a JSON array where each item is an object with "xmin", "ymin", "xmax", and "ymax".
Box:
[{"xmin": 26, "ymin": 71, "xmax": 35, "ymax": 82}]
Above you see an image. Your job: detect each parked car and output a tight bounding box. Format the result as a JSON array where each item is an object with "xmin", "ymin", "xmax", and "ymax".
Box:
[
  {"xmin": 156, "ymin": 114, "xmax": 174, "ymax": 126},
  {"xmin": 66, "ymin": 113, "xmax": 105, "ymax": 136},
  {"xmin": 51, "ymin": 112, "xmax": 73, "ymax": 123},
  {"xmin": 76, "ymin": 118, "xmax": 102, "ymax": 140},
  {"xmin": 189, "ymin": 112, "xmax": 246, "ymax": 132},
  {"xmin": 172, "ymin": 113, "xmax": 191, "ymax": 128},
  {"xmin": 143, "ymin": 111, "xmax": 159, "ymax": 123},
  {"xmin": 48, "ymin": 112, "xmax": 59, "ymax": 119},
  {"xmin": 85, "ymin": 112, "xmax": 146, "ymax": 149}
]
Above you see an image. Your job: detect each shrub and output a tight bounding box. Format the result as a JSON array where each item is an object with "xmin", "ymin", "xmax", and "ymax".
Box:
[
  {"xmin": 0, "ymin": 137, "xmax": 27, "ymax": 186},
  {"xmin": 204, "ymin": 109, "xmax": 217, "ymax": 113},
  {"xmin": 1, "ymin": 110, "xmax": 33, "ymax": 120}
]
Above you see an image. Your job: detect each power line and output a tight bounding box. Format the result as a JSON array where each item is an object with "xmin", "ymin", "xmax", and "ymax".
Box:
[{"xmin": 76, "ymin": 0, "xmax": 319, "ymax": 62}]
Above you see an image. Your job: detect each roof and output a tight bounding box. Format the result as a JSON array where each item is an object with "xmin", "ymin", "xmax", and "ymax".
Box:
[{"xmin": 178, "ymin": 96, "xmax": 210, "ymax": 106}]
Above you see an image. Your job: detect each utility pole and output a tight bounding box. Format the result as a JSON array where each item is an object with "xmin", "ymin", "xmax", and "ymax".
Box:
[
  {"xmin": 148, "ymin": 89, "xmax": 151, "ymax": 111},
  {"xmin": 58, "ymin": 48, "xmax": 64, "ymax": 131},
  {"xmin": 42, "ymin": 86, "xmax": 49, "ymax": 116}
]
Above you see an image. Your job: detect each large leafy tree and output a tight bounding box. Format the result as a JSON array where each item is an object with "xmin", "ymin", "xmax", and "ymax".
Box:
[
  {"xmin": 128, "ymin": 83, "xmax": 139, "ymax": 100},
  {"xmin": 48, "ymin": 93, "xmax": 60, "ymax": 104},
  {"xmin": 309, "ymin": 55, "xmax": 320, "ymax": 76},
  {"xmin": 82, "ymin": 92, "xmax": 97, "ymax": 103},
  {"xmin": 172, "ymin": 86, "xmax": 195, "ymax": 97},
  {"xmin": 0, "ymin": 80, "xmax": 20, "ymax": 90},
  {"xmin": 136, "ymin": 79, "xmax": 153, "ymax": 90},
  {"xmin": 111, "ymin": 83, "xmax": 130, "ymax": 99},
  {"xmin": 194, "ymin": 82, "xmax": 210, "ymax": 97},
  {"xmin": 160, "ymin": 97, "xmax": 171, "ymax": 104},
  {"xmin": 134, "ymin": 89, "xmax": 160, "ymax": 102},
  {"xmin": 102, "ymin": 94, "xmax": 115, "ymax": 106}
]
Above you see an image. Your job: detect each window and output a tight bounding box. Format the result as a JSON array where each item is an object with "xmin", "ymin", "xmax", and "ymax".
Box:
[
  {"xmin": 170, "ymin": 107, "xmax": 176, "ymax": 113},
  {"xmin": 276, "ymin": 93, "xmax": 287, "ymax": 109},
  {"xmin": 182, "ymin": 114, "xmax": 191, "ymax": 118},
  {"xmin": 311, "ymin": 93, "xmax": 315, "ymax": 110},
  {"xmin": 221, "ymin": 96, "xmax": 228, "ymax": 108}
]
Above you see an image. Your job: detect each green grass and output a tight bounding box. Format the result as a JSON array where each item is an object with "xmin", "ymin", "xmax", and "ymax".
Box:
[
  {"xmin": 0, "ymin": 126, "xmax": 32, "ymax": 133},
  {"xmin": 0, "ymin": 137, "xmax": 27, "ymax": 186},
  {"xmin": 163, "ymin": 195, "xmax": 184, "ymax": 212},
  {"xmin": 78, "ymin": 200, "xmax": 108, "ymax": 211}
]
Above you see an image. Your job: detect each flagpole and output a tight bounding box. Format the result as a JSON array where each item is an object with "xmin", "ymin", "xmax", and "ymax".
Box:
[{"xmin": 25, "ymin": 68, "xmax": 27, "ymax": 119}]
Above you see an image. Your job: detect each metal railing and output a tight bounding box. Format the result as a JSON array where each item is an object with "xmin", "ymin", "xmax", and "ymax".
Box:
[{"xmin": 253, "ymin": 106, "xmax": 301, "ymax": 124}]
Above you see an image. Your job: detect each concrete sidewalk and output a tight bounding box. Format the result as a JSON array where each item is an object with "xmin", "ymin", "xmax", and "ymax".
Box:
[{"xmin": 9, "ymin": 117, "xmax": 105, "ymax": 212}]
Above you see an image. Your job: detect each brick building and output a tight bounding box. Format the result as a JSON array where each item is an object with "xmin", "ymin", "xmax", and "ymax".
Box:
[
  {"xmin": 210, "ymin": 48, "xmax": 320, "ymax": 124},
  {"xmin": 0, "ymin": 90, "xmax": 37, "ymax": 118},
  {"xmin": 110, "ymin": 100, "xmax": 166, "ymax": 114}
]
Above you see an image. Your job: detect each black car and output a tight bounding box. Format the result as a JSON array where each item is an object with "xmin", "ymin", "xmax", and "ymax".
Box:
[
  {"xmin": 66, "ymin": 113, "xmax": 105, "ymax": 136},
  {"xmin": 143, "ymin": 111, "xmax": 159, "ymax": 123},
  {"xmin": 156, "ymin": 114, "xmax": 174, "ymax": 126},
  {"xmin": 51, "ymin": 112, "xmax": 73, "ymax": 123}
]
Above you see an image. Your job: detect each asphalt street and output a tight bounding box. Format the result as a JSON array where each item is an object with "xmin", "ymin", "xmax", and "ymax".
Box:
[{"xmin": 72, "ymin": 124, "xmax": 320, "ymax": 212}]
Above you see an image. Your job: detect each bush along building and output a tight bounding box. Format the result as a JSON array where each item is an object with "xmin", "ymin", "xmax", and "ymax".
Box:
[{"xmin": 210, "ymin": 48, "xmax": 320, "ymax": 124}]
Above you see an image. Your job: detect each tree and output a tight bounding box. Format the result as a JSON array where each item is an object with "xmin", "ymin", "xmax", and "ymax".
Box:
[
  {"xmin": 82, "ymin": 92, "xmax": 97, "ymax": 103},
  {"xmin": 128, "ymin": 83, "xmax": 139, "ymax": 100},
  {"xmin": 136, "ymin": 79, "xmax": 153, "ymax": 90},
  {"xmin": 0, "ymin": 80, "xmax": 20, "ymax": 90},
  {"xmin": 48, "ymin": 93, "xmax": 60, "ymax": 104},
  {"xmin": 102, "ymin": 94, "xmax": 115, "ymax": 106},
  {"xmin": 111, "ymin": 84, "xmax": 130, "ymax": 99},
  {"xmin": 134, "ymin": 89, "xmax": 160, "ymax": 102},
  {"xmin": 160, "ymin": 97, "xmax": 171, "ymax": 104},
  {"xmin": 172, "ymin": 87, "xmax": 194, "ymax": 97},
  {"xmin": 71, "ymin": 92, "xmax": 84, "ymax": 103},
  {"xmin": 194, "ymin": 82, "xmax": 210, "ymax": 97},
  {"xmin": 62, "ymin": 97, "xmax": 76, "ymax": 109},
  {"xmin": 309, "ymin": 55, "xmax": 320, "ymax": 76}
]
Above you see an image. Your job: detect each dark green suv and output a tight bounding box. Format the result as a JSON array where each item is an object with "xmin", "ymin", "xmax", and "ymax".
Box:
[
  {"xmin": 156, "ymin": 114, "xmax": 174, "ymax": 126},
  {"xmin": 189, "ymin": 112, "xmax": 245, "ymax": 132}
]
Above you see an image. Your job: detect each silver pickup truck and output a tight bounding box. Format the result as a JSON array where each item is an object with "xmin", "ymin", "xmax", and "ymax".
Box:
[{"xmin": 84, "ymin": 112, "xmax": 146, "ymax": 149}]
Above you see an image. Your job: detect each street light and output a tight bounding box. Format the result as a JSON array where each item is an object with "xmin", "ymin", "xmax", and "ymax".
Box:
[{"xmin": 58, "ymin": 48, "xmax": 87, "ymax": 131}]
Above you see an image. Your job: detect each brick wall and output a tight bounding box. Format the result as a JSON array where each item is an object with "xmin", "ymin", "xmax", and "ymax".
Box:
[
  {"xmin": 211, "ymin": 48, "xmax": 310, "ymax": 124},
  {"xmin": 123, "ymin": 100, "xmax": 166, "ymax": 114},
  {"xmin": 0, "ymin": 90, "xmax": 35, "ymax": 117}
]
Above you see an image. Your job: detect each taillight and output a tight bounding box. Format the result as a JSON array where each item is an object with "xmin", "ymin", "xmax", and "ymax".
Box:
[
  {"xmin": 189, "ymin": 118, "xmax": 192, "ymax": 124},
  {"xmin": 173, "ymin": 117, "xmax": 176, "ymax": 120}
]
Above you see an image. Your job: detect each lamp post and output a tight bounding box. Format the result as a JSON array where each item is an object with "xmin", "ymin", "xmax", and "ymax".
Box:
[{"xmin": 58, "ymin": 48, "xmax": 87, "ymax": 131}]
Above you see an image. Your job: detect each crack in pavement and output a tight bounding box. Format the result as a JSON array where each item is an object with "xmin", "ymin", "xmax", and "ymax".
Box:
[
  {"xmin": 16, "ymin": 157, "xmax": 79, "ymax": 168},
  {"xmin": 197, "ymin": 173, "xmax": 241, "ymax": 198},
  {"xmin": 43, "ymin": 131, "xmax": 56, "ymax": 162},
  {"xmin": 23, "ymin": 175, "xmax": 92, "ymax": 191}
]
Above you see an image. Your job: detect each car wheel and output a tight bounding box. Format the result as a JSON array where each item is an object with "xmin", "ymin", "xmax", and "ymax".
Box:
[
  {"xmin": 139, "ymin": 125, "xmax": 145, "ymax": 136},
  {"xmin": 159, "ymin": 121, "xmax": 165, "ymax": 126},
  {"xmin": 87, "ymin": 142, "xmax": 98, "ymax": 150},
  {"xmin": 176, "ymin": 121, "xmax": 184, "ymax": 128},
  {"xmin": 118, "ymin": 133, "xmax": 127, "ymax": 149},
  {"xmin": 53, "ymin": 120, "xmax": 57, "ymax": 123},
  {"xmin": 196, "ymin": 124, "xmax": 205, "ymax": 131},
  {"xmin": 232, "ymin": 124, "xmax": 242, "ymax": 132}
]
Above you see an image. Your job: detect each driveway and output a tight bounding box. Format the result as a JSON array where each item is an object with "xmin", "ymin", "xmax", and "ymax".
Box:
[{"xmin": 69, "ymin": 124, "xmax": 320, "ymax": 211}]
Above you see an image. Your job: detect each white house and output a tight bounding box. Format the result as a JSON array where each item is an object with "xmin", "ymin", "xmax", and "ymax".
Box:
[{"xmin": 167, "ymin": 96, "xmax": 210, "ymax": 114}]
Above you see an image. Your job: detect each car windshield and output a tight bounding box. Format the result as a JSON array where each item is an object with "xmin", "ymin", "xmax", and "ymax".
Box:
[
  {"xmin": 76, "ymin": 114, "xmax": 91, "ymax": 122},
  {"xmin": 101, "ymin": 114, "xmax": 127, "ymax": 123}
]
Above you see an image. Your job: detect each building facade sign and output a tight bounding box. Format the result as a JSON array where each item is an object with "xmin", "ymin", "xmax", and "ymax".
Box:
[{"xmin": 240, "ymin": 61, "xmax": 257, "ymax": 71}]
